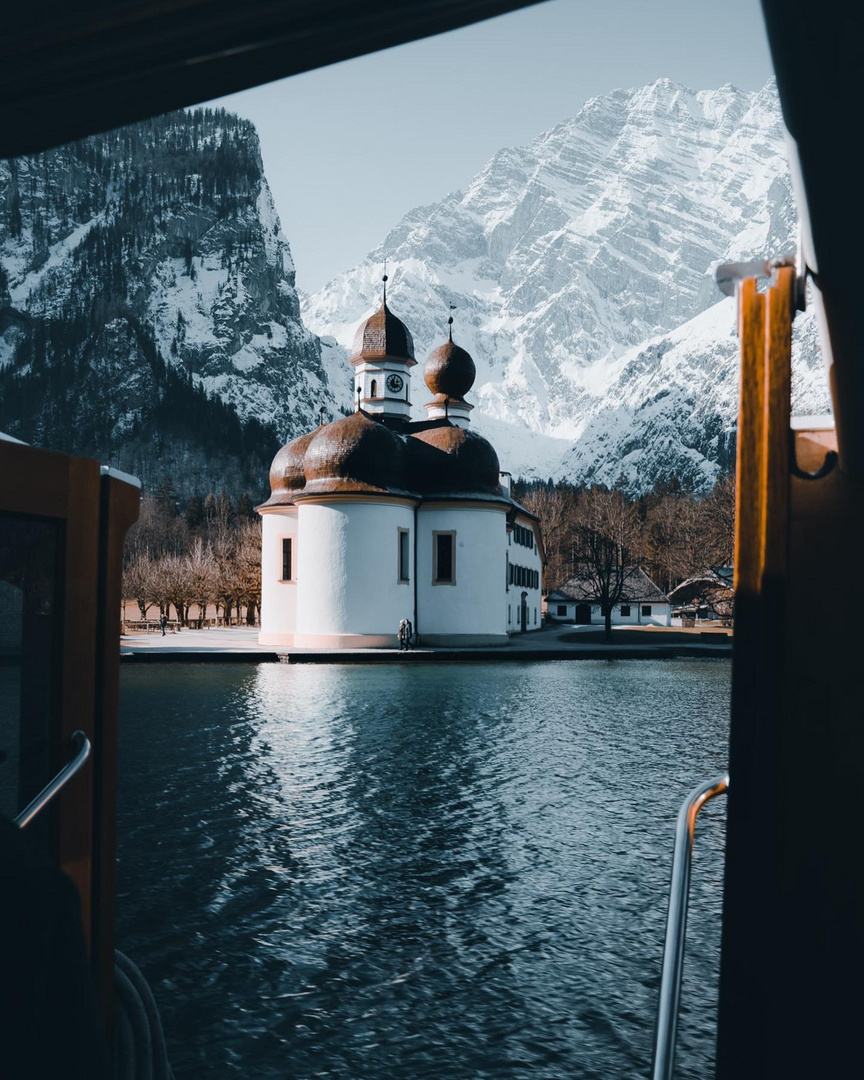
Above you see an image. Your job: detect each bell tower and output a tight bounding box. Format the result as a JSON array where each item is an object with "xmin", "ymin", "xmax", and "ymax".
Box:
[{"xmin": 349, "ymin": 276, "xmax": 416, "ymax": 426}]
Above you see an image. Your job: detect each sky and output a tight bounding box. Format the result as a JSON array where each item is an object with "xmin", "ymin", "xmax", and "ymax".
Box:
[{"xmin": 207, "ymin": 0, "xmax": 773, "ymax": 293}]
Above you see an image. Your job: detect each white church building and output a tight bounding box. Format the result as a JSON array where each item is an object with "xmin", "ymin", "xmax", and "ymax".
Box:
[{"xmin": 258, "ymin": 292, "xmax": 544, "ymax": 648}]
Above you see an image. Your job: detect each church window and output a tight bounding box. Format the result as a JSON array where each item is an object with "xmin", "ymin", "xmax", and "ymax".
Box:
[
  {"xmin": 398, "ymin": 528, "xmax": 410, "ymax": 583},
  {"xmin": 281, "ymin": 537, "xmax": 293, "ymax": 582},
  {"xmin": 370, "ymin": 378, "xmax": 378, "ymax": 397},
  {"xmin": 433, "ymin": 532, "xmax": 455, "ymax": 584}
]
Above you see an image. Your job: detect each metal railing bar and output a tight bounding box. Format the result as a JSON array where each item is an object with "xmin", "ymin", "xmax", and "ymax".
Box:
[
  {"xmin": 14, "ymin": 729, "xmax": 91, "ymax": 829},
  {"xmin": 651, "ymin": 771, "xmax": 729, "ymax": 1080}
]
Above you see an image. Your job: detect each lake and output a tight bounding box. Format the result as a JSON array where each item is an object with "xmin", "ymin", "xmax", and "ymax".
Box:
[{"xmin": 116, "ymin": 659, "xmax": 730, "ymax": 1079}]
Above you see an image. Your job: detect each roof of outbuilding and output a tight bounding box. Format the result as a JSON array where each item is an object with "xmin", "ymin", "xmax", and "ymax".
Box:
[
  {"xmin": 667, "ymin": 573, "xmax": 734, "ymax": 605},
  {"xmin": 547, "ymin": 567, "xmax": 670, "ymax": 603}
]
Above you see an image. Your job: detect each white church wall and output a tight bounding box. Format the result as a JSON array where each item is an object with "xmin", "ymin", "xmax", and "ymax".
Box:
[
  {"xmin": 506, "ymin": 516, "xmax": 543, "ymax": 633},
  {"xmin": 416, "ymin": 505, "xmax": 508, "ymax": 645},
  {"xmin": 294, "ymin": 499, "xmax": 416, "ymax": 648},
  {"xmin": 259, "ymin": 508, "xmax": 299, "ymax": 646}
]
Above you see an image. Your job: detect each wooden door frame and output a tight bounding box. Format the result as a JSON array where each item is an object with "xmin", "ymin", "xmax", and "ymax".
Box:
[{"xmin": 0, "ymin": 441, "xmax": 140, "ymax": 1032}]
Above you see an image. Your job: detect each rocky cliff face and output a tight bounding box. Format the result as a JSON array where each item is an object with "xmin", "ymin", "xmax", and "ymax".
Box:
[
  {"xmin": 0, "ymin": 109, "xmax": 330, "ymax": 497},
  {"xmin": 1, "ymin": 84, "xmax": 832, "ymax": 497},
  {"xmin": 303, "ymin": 79, "xmax": 830, "ymax": 491}
]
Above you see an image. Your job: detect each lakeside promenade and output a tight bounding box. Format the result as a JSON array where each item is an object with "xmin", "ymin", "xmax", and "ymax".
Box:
[{"xmin": 121, "ymin": 624, "xmax": 732, "ymax": 662}]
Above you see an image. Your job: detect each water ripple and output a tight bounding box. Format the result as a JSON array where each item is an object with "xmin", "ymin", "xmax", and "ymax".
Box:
[{"xmin": 117, "ymin": 659, "xmax": 730, "ymax": 1079}]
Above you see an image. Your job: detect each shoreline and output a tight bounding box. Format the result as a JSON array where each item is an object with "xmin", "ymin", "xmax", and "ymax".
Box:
[{"xmin": 120, "ymin": 625, "xmax": 732, "ymax": 664}]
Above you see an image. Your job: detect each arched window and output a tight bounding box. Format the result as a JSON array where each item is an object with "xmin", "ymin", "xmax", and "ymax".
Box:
[{"xmin": 370, "ymin": 379, "xmax": 378, "ymax": 397}]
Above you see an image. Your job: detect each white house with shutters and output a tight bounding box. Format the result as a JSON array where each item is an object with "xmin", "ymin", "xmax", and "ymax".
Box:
[
  {"xmin": 258, "ymin": 289, "xmax": 544, "ymax": 649},
  {"xmin": 545, "ymin": 567, "xmax": 671, "ymax": 627}
]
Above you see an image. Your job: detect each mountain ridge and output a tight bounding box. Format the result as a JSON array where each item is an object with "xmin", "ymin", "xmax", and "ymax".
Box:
[{"xmin": 302, "ymin": 77, "xmax": 829, "ymax": 491}]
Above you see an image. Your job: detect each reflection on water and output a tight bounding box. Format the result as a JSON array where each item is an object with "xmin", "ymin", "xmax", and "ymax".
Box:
[{"xmin": 117, "ymin": 660, "xmax": 730, "ymax": 1079}]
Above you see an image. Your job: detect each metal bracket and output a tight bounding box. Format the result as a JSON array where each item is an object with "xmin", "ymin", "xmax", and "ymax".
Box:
[
  {"xmin": 715, "ymin": 248, "xmax": 807, "ymax": 312},
  {"xmin": 789, "ymin": 429, "xmax": 839, "ymax": 480}
]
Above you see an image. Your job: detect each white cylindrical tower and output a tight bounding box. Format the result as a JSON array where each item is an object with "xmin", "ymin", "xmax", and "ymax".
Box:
[
  {"xmin": 295, "ymin": 500, "xmax": 416, "ymax": 648},
  {"xmin": 416, "ymin": 503, "xmax": 508, "ymax": 645},
  {"xmin": 259, "ymin": 508, "xmax": 298, "ymax": 646},
  {"xmin": 408, "ymin": 419, "xmax": 509, "ymax": 646},
  {"xmin": 257, "ymin": 425, "xmax": 323, "ymax": 647},
  {"xmin": 293, "ymin": 409, "xmax": 419, "ymax": 648}
]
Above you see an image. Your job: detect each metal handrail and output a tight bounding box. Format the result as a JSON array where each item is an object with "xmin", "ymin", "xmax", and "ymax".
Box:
[
  {"xmin": 14, "ymin": 730, "xmax": 91, "ymax": 829},
  {"xmin": 651, "ymin": 772, "xmax": 729, "ymax": 1080}
]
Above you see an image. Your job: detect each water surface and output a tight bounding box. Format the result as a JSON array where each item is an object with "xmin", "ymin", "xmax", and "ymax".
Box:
[{"xmin": 117, "ymin": 660, "xmax": 730, "ymax": 1079}]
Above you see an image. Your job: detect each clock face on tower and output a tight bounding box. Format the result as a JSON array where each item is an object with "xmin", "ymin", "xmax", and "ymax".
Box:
[{"xmin": 386, "ymin": 373, "xmax": 404, "ymax": 394}]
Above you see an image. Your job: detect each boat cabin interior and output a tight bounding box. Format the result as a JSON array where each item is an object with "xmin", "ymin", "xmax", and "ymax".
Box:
[{"xmin": 0, "ymin": 1, "xmax": 858, "ymax": 1077}]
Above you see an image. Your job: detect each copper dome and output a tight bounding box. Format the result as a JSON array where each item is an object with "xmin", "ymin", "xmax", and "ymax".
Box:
[
  {"xmin": 262, "ymin": 426, "xmax": 323, "ymax": 507},
  {"xmin": 408, "ymin": 424, "xmax": 502, "ymax": 497},
  {"xmin": 350, "ymin": 300, "xmax": 416, "ymax": 364},
  {"xmin": 301, "ymin": 411, "xmax": 412, "ymax": 496},
  {"xmin": 424, "ymin": 338, "xmax": 476, "ymax": 399}
]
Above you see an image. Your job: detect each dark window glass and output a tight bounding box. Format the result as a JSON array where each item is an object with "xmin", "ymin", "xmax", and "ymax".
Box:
[
  {"xmin": 642, "ymin": 605, "xmax": 652, "ymax": 616},
  {"xmin": 621, "ymin": 604, "xmax": 631, "ymax": 616},
  {"xmin": 282, "ymin": 537, "xmax": 293, "ymax": 581},
  {"xmin": 399, "ymin": 530, "xmax": 410, "ymax": 581},
  {"xmin": 370, "ymin": 379, "xmax": 378, "ymax": 397},
  {"xmin": 435, "ymin": 534, "xmax": 453, "ymax": 582},
  {"xmin": 557, "ymin": 604, "xmax": 567, "ymax": 616}
]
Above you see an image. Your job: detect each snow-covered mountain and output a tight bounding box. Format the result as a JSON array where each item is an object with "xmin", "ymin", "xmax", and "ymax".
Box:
[
  {"xmin": 303, "ymin": 78, "xmax": 830, "ymax": 491},
  {"xmin": 0, "ymin": 109, "xmax": 330, "ymax": 496}
]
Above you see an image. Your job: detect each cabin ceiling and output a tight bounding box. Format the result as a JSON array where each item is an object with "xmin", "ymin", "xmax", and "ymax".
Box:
[{"xmin": 0, "ymin": 0, "xmax": 544, "ymax": 160}]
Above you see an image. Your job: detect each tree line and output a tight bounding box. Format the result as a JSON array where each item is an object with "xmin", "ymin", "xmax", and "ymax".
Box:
[
  {"xmin": 515, "ymin": 475, "xmax": 735, "ymax": 638},
  {"xmin": 122, "ymin": 480, "xmax": 262, "ymax": 626}
]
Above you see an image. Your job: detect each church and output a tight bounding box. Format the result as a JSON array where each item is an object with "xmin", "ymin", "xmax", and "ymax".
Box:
[{"xmin": 258, "ymin": 287, "xmax": 544, "ymax": 648}]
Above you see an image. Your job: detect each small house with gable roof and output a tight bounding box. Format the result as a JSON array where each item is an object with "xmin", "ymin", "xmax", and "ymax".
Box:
[{"xmin": 545, "ymin": 567, "xmax": 671, "ymax": 627}]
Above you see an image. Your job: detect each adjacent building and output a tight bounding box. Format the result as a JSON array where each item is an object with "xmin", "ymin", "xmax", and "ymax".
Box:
[
  {"xmin": 545, "ymin": 567, "xmax": 671, "ymax": 627},
  {"xmin": 258, "ymin": 292, "xmax": 543, "ymax": 648}
]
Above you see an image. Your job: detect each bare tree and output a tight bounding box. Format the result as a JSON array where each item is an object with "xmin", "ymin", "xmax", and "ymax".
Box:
[
  {"xmin": 520, "ymin": 486, "xmax": 571, "ymax": 586},
  {"xmin": 160, "ymin": 554, "xmax": 194, "ymax": 625},
  {"xmin": 123, "ymin": 553, "xmax": 157, "ymax": 620},
  {"xmin": 570, "ymin": 488, "xmax": 640, "ymax": 642},
  {"xmin": 233, "ymin": 520, "xmax": 262, "ymax": 625},
  {"xmin": 185, "ymin": 539, "xmax": 218, "ymax": 626}
]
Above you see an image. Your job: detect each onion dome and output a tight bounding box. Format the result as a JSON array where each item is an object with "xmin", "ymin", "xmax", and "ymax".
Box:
[
  {"xmin": 349, "ymin": 300, "xmax": 416, "ymax": 365},
  {"xmin": 407, "ymin": 424, "xmax": 503, "ymax": 497},
  {"xmin": 260, "ymin": 427, "xmax": 323, "ymax": 508},
  {"xmin": 424, "ymin": 336, "xmax": 476, "ymax": 399},
  {"xmin": 301, "ymin": 411, "xmax": 414, "ymax": 497}
]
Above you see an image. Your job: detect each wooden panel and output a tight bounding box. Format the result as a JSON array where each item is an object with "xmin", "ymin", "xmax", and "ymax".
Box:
[
  {"xmin": 56, "ymin": 456, "xmax": 101, "ymax": 943},
  {"xmin": 733, "ymin": 278, "xmax": 765, "ymax": 595},
  {"xmin": 91, "ymin": 473, "xmax": 140, "ymax": 1031},
  {"xmin": 760, "ymin": 266, "xmax": 793, "ymax": 579},
  {"xmin": 717, "ymin": 267, "xmax": 795, "ymax": 1080}
]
